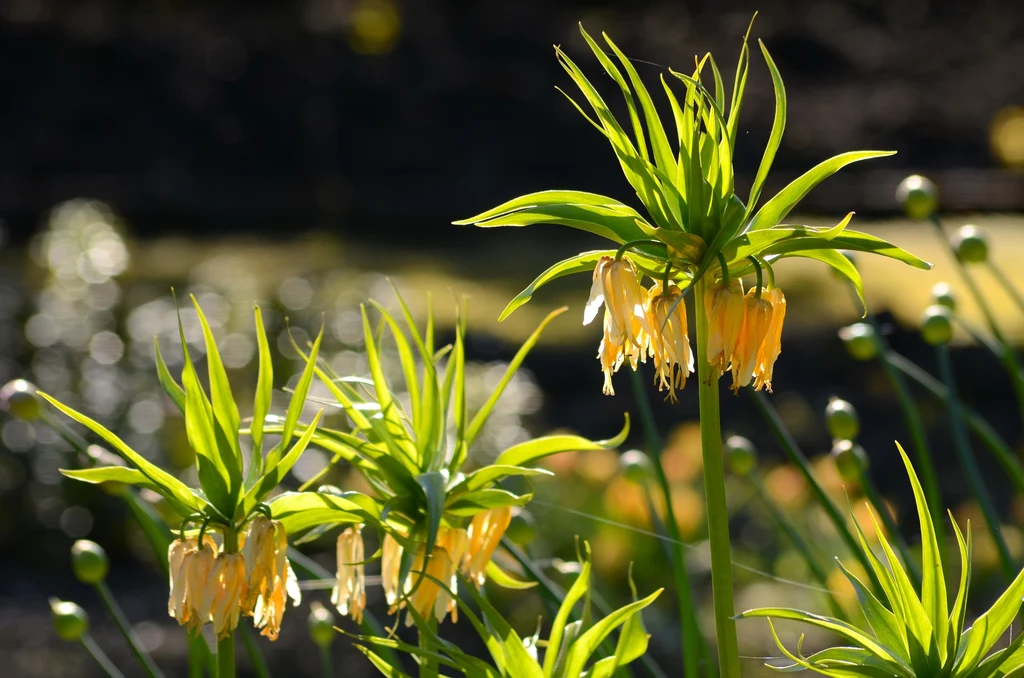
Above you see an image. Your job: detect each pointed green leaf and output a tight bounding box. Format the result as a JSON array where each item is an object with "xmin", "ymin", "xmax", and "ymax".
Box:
[
  {"xmin": 192, "ymin": 296, "xmax": 243, "ymax": 498},
  {"xmin": 544, "ymin": 553, "xmax": 592, "ymax": 675},
  {"xmin": 245, "ymin": 409, "xmax": 323, "ymax": 509},
  {"xmin": 40, "ymin": 393, "xmax": 204, "ymax": 513},
  {"xmin": 465, "ymin": 307, "xmax": 567, "ymax": 446},
  {"xmin": 250, "ymin": 305, "xmax": 273, "ymax": 478},
  {"xmin": 948, "ymin": 515, "xmax": 972, "ymax": 658},
  {"xmin": 747, "ymin": 151, "xmax": 896, "ymax": 232},
  {"xmin": 745, "ymin": 40, "xmax": 787, "ymax": 219},
  {"xmin": 267, "ymin": 488, "xmax": 380, "ymax": 534},
  {"xmin": 153, "ymin": 338, "xmax": 186, "ymax": 414},
  {"xmin": 561, "ymin": 588, "xmax": 662, "ymax": 677},
  {"xmin": 274, "ymin": 322, "xmax": 324, "ymax": 466},
  {"xmin": 836, "ymin": 559, "xmax": 909, "ymax": 663},
  {"xmin": 494, "ymin": 415, "xmax": 629, "ymax": 467}
]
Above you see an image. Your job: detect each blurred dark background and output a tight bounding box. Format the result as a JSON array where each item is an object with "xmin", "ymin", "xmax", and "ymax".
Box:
[
  {"xmin": 2, "ymin": 0, "xmax": 1024, "ymax": 247},
  {"xmin": 3, "ymin": 1, "xmax": 1024, "ymax": 676}
]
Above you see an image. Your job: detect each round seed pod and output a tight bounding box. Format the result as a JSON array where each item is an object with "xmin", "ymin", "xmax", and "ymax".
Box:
[
  {"xmin": 505, "ymin": 507, "xmax": 537, "ymax": 546},
  {"xmin": 50, "ymin": 598, "xmax": 89, "ymax": 641},
  {"xmin": 0, "ymin": 379, "xmax": 41, "ymax": 421},
  {"xmin": 953, "ymin": 225, "xmax": 989, "ymax": 264},
  {"xmin": 619, "ymin": 449, "xmax": 653, "ymax": 484},
  {"xmin": 71, "ymin": 540, "xmax": 109, "ymax": 584},
  {"xmin": 932, "ymin": 282, "xmax": 956, "ymax": 311},
  {"xmin": 895, "ymin": 175, "xmax": 938, "ymax": 219},
  {"xmin": 831, "ymin": 440, "xmax": 869, "ymax": 484},
  {"xmin": 308, "ymin": 602, "xmax": 336, "ymax": 648},
  {"xmin": 825, "ymin": 398, "xmax": 859, "ymax": 441},
  {"xmin": 724, "ymin": 435, "xmax": 757, "ymax": 476},
  {"xmin": 921, "ymin": 305, "xmax": 954, "ymax": 346},
  {"xmin": 838, "ymin": 323, "xmax": 879, "ymax": 361}
]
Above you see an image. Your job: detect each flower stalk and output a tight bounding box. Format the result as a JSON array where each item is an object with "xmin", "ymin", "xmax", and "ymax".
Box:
[
  {"xmin": 694, "ymin": 275, "xmax": 740, "ymax": 678},
  {"xmin": 94, "ymin": 581, "xmax": 165, "ymax": 678},
  {"xmin": 217, "ymin": 524, "xmax": 238, "ymax": 678}
]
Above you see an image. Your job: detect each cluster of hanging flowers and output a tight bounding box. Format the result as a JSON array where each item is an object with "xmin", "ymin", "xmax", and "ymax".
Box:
[
  {"xmin": 584, "ymin": 255, "xmax": 786, "ymax": 398},
  {"xmin": 167, "ymin": 517, "xmax": 300, "ymax": 641},
  {"xmin": 332, "ymin": 507, "xmax": 512, "ymax": 627}
]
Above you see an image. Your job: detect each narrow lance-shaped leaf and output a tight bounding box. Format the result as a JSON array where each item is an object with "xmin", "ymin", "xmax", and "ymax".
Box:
[
  {"xmin": 270, "ymin": 321, "xmax": 324, "ymax": 468},
  {"xmin": 747, "ymin": 150, "xmax": 896, "ymax": 232},
  {"xmin": 250, "ymin": 305, "xmax": 273, "ymax": 479},
  {"xmin": 40, "ymin": 393, "xmax": 204, "ymax": 513},
  {"xmin": 494, "ymin": 415, "xmax": 630, "ymax": 467},
  {"xmin": 153, "ymin": 338, "xmax": 185, "ymax": 414},
  {"xmin": 465, "ymin": 307, "xmax": 567, "ymax": 446},
  {"xmin": 744, "ymin": 40, "xmax": 787, "ymax": 220},
  {"xmin": 192, "ymin": 295, "xmax": 243, "ymax": 500}
]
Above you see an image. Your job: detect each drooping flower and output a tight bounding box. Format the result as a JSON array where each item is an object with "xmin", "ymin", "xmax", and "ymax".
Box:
[
  {"xmin": 183, "ymin": 539, "xmax": 218, "ymax": 635},
  {"xmin": 381, "ymin": 533, "xmax": 403, "ymax": 611},
  {"xmin": 405, "ymin": 545, "xmax": 458, "ymax": 627},
  {"xmin": 585, "ymin": 256, "xmax": 650, "ymax": 393},
  {"xmin": 194, "ymin": 553, "xmax": 246, "ymax": 640},
  {"xmin": 463, "ymin": 506, "xmax": 511, "ymax": 587},
  {"xmin": 168, "ymin": 535, "xmax": 217, "ymax": 627},
  {"xmin": 645, "ymin": 282, "xmax": 694, "ymax": 402},
  {"xmin": 704, "ymin": 279, "xmax": 746, "ymax": 380},
  {"xmin": 241, "ymin": 516, "xmax": 300, "ymax": 641},
  {"xmin": 729, "ymin": 290, "xmax": 774, "ymax": 393},
  {"xmin": 331, "ymin": 525, "xmax": 366, "ymax": 624},
  {"xmin": 753, "ymin": 287, "xmax": 786, "ymax": 392}
]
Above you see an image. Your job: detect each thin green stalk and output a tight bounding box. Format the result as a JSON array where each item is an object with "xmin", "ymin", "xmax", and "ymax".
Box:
[
  {"xmin": 94, "ymin": 581, "xmax": 164, "ymax": 678},
  {"xmin": 188, "ymin": 637, "xmax": 205, "ymax": 678},
  {"xmin": 860, "ymin": 475, "xmax": 921, "ymax": 587},
  {"xmin": 81, "ymin": 634, "xmax": 126, "ymax": 678},
  {"xmin": 629, "ymin": 369, "xmax": 703, "ymax": 678},
  {"xmin": 866, "ymin": 313, "xmax": 946, "ymax": 560},
  {"xmin": 936, "ymin": 344, "xmax": 1015, "ymax": 581},
  {"xmin": 747, "ymin": 475, "xmax": 847, "ymax": 621},
  {"xmin": 288, "ymin": 547, "xmax": 402, "ymax": 669},
  {"xmin": 887, "ymin": 351, "xmax": 1024, "ymax": 494},
  {"xmin": 988, "ymin": 259, "xmax": 1024, "ymax": 318},
  {"xmin": 320, "ymin": 644, "xmax": 333, "ymax": 678},
  {"xmin": 694, "ymin": 276, "xmax": 740, "ymax": 678},
  {"xmin": 240, "ymin": 626, "xmax": 271, "ymax": 678},
  {"xmin": 418, "ymin": 619, "xmax": 439, "ymax": 678},
  {"xmin": 930, "ymin": 215, "xmax": 1024, "ymax": 421},
  {"xmin": 749, "ymin": 391, "xmax": 884, "ymax": 595},
  {"xmin": 218, "ymin": 524, "xmax": 238, "ymax": 678}
]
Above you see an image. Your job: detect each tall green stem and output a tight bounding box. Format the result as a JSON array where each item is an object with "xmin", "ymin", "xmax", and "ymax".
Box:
[
  {"xmin": 987, "ymin": 260, "xmax": 1024, "ymax": 318},
  {"xmin": 694, "ymin": 277, "xmax": 740, "ymax": 678},
  {"xmin": 81, "ymin": 634, "xmax": 126, "ymax": 678},
  {"xmin": 936, "ymin": 344, "xmax": 1015, "ymax": 581},
  {"xmin": 94, "ymin": 582, "xmax": 164, "ymax": 678},
  {"xmin": 747, "ymin": 475, "xmax": 847, "ymax": 620},
  {"xmin": 887, "ymin": 350, "xmax": 1024, "ymax": 493},
  {"xmin": 629, "ymin": 369, "xmax": 703, "ymax": 678},
  {"xmin": 930, "ymin": 215, "xmax": 1024, "ymax": 421},
  {"xmin": 750, "ymin": 391, "xmax": 885, "ymax": 595},
  {"xmin": 218, "ymin": 524, "xmax": 238, "ymax": 678}
]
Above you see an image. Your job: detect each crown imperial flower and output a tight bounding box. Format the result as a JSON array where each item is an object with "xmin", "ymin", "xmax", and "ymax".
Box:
[
  {"xmin": 463, "ymin": 506, "xmax": 512, "ymax": 587},
  {"xmin": 753, "ymin": 287, "xmax": 786, "ymax": 392},
  {"xmin": 241, "ymin": 516, "xmax": 300, "ymax": 641},
  {"xmin": 729, "ymin": 290, "xmax": 774, "ymax": 393},
  {"xmin": 331, "ymin": 525, "xmax": 367, "ymax": 624},
  {"xmin": 705, "ymin": 280, "xmax": 746, "ymax": 381},
  {"xmin": 645, "ymin": 282, "xmax": 694, "ymax": 402}
]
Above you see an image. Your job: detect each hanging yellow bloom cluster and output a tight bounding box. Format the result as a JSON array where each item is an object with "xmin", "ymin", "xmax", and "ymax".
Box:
[
  {"xmin": 585, "ymin": 256, "xmax": 695, "ymax": 400},
  {"xmin": 167, "ymin": 518, "xmax": 300, "ymax": 641},
  {"xmin": 705, "ymin": 277, "xmax": 786, "ymax": 394},
  {"xmin": 332, "ymin": 507, "xmax": 512, "ymax": 627}
]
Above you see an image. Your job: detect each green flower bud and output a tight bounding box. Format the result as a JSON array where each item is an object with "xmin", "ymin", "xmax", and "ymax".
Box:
[
  {"xmin": 831, "ymin": 440, "xmax": 869, "ymax": 484},
  {"xmin": 0, "ymin": 379, "xmax": 41, "ymax": 421},
  {"xmin": 825, "ymin": 397, "xmax": 859, "ymax": 441},
  {"xmin": 308, "ymin": 602, "xmax": 336, "ymax": 648},
  {"xmin": 505, "ymin": 507, "xmax": 537, "ymax": 546},
  {"xmin": 724, "ymin": 435, "xmax": 757, "ymax": 476},
  {"xmin": 71, "ymin": 540, "xmax": 109, "ymax": 584},
  {"xmin": 619, "ymin": 449, "xmax": 653, "ymax": 484},
  {"xmin": 895, "ymin": 175, "xmax": 938, "ymax": 219},
  {"xmin": 931, "ymin": 282, "xmax": 956, "ymax": 311},
  {"xmin": 953, "ymin": 225, "xmax": 988, "ymax": 264},
  {"xmin": 921, "ymin": 305, "xmax": 954, "ymax": 346},
  {"xmin": 838, "ymin": 323, "xmax": 879, "ymax": 361},
  {"xmin": 50, "ymin": 598, "xmax": 89, "ymax": 641}
]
